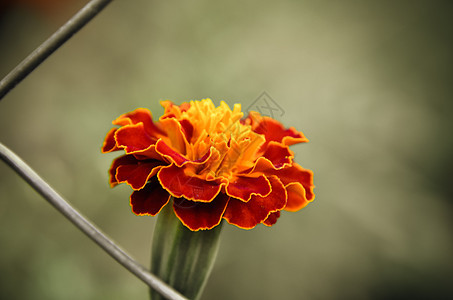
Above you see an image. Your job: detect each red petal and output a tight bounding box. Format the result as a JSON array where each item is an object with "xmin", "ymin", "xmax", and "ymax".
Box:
[
  {"xmin": 115, "ymin": 123, "xmax": 154, "ymax": 153},
  {"xmin": 102, "ymin": 128, "xmax": 119, "ymax": 153},
  {"xmin": 116, "ymin": 160, "xmax": 164, "ymax": 190},
  {"xmin": 130, "ymin": 179, "xmax": 171, "ymax": 216},
  {"xmin": 108, "ymin": 155, "xmax": 138, "ymax": 187},
  {"xmin": 284, "ymin": 182, "xmax": 310, "ymax": 211},
  {"xmin": 275, "ymin": 165, "xmax": 314, "ymax": 201},
  {"xmin": 179, "ymin": 119, "xmax": 194, "ymax": 143},
  {"xmin": 223, "ymin": 176, "xmax": 287, "ymax": 229},
  {"xmin": 252, "ymin": 160, "xmax": 315, "ymax": 202},
  {"xmin": 160, "ymin": 101, "xmax": 191, "ymax": 119},
  {"xmin": 173, "ymin": 193, "xmax": 229, "ymax": 231},
  {"xmin": 263, "ymin": 211, "xmax": 280, "ymax": 226},
  {"xmin": 226, "ymin": 175, "xmax": 271, "ymax": 202},
  {"xmin": 299, "ymin": 168, "xmax": 315, "ymax": 201},
  {"xmin": 252, "ymin": 116, "xmax": 309, "ymax": 146},
  {"xmin": 262, "ymin": 141, "xmax": 293, "ymax": 169},
  {"xmin": 132, "ymin": 144, "xmax": 165, "ymax": 161},
  {"xmin": 156, "ymin": 139, "xmax": 211, "ymax": 167},
  {"xmin": 155, "ymin": 139, "xmax": 188, "ymax": 166},
  {"xmin": 113, "ymin": 108, "xmax": 151, "ymax": 126},
  {"xmin": 113, "ymin": 108, "xmax": 166, "ymax": 138},
  {"xmin": 158, "ymin": 165, "xmax": 224, "ymax": 202}
]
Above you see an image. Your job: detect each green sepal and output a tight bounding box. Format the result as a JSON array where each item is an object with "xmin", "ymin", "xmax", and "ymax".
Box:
[{"xmin": 150, "ymin": 199, "xmax": 222, "ymax": 300}]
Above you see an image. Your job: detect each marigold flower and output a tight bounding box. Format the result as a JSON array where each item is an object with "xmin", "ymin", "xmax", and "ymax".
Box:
[{"xmin": 102, "ymin": 99, "xmax": 314, "ymax": 231}]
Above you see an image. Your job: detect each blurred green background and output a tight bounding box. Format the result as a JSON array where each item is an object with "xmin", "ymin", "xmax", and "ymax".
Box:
[{"xmin": 1, "ymin": 0, "xmax": 452, "ymax": 299}]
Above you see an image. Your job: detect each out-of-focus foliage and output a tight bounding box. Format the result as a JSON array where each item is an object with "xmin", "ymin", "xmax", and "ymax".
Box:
[{"xmin": 1, "ymin": 0, "xmax": 452, "ymax": 299}]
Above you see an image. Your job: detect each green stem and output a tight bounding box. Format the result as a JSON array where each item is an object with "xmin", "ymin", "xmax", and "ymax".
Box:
[{"xmin": 150, "ymin": 199, "xmax": 223, "ymax": 300}]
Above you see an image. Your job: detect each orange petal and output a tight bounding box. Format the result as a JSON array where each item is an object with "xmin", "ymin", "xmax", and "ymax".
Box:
[
  {"xmin": 284, "ymin": 182, "xmax": 310, "ymax": 211},
  {"xmin": 160, "ymin": 100, "xmax": 191, "ymax": 120},
  {"xmin": 225, "ymin": 175, "xmax": 271, "ymax": 202},
  {"xmin": 159, "ymin": 118, "xmax": 188, "ymax": 154},
  {"xmin": 130, "ymin": 179, "xmax": 171, "ymax": 216},
  {"xmin": 223, "ymin": 176, "xmax": 287, "ymax": 229},
  {"xmin": 173, "ymin": 193, "xmax": 229, "ymax": 231},
  {"xmin": 158, "ymin": 165, "xmax": 224, "ymax": 202}
]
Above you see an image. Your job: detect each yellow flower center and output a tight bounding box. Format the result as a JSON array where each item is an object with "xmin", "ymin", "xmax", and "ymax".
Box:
[{"xmin": 163, "ymin": 99, "xmax": 265, "ymax": 179}]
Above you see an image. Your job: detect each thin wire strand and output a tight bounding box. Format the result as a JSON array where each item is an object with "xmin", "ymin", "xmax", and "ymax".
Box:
[
  {"xmin": 0, "ymin": 0, "xmax": 113, "ymax": 100},
  {"xmin": 0, "ymin": 143, "xmax": 188, "ymax": 300}
]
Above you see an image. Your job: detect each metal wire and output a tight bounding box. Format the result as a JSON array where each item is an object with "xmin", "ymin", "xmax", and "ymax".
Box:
[
  {"xmin": 0, "ymin": 0, "xmax": 113, "ymax": 100},
  {"xmin": 0, "ymin": 2, "xmax": 190, "ymax": 298},
  {"xmin": 0, "ymin": 143, "xmax": 188, "ymax": 300}
]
